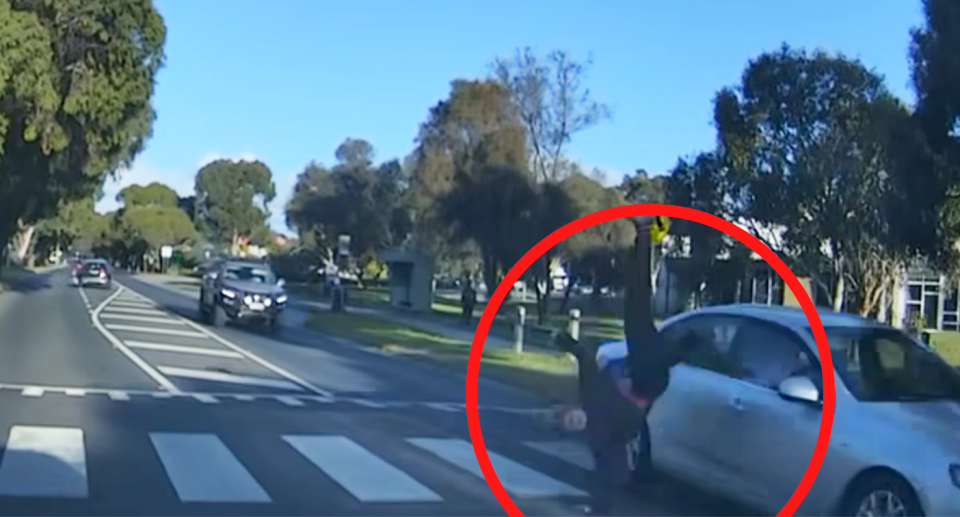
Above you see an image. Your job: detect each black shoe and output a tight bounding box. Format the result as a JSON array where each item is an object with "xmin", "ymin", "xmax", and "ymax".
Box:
[{"xmin": 553, "ymin": 331, "xmax": 585, "ymax": 357}]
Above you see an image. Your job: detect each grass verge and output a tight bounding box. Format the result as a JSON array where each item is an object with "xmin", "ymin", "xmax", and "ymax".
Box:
[
  {"xmin": 930, "ymin": 331, "xmax": 960, "ymax": 365},
  {"xmin": 306, "ymin": 311, "xmax": 579, "ymax": 403}
]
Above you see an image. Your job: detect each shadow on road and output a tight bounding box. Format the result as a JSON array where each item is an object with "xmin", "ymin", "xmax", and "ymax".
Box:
[{"xmin": 0, "ymin": 269, "xmax": 53, "ymax": 293}]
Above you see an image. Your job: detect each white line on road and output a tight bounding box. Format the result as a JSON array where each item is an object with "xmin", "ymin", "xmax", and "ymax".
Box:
[
  {"xmin": 102, "ymin": 324, "xmax": 207, "ymax": 339},
  {"xmin": 150, "ymin": 433, "xmax": 271, "ymax": 503},
  {"xmin": 156, "ymin": 366, "xmax": 306, "ymax": 391},
  {"xmin": 107, "ymin": 391, "xmax": 130, "ymax": 401},
  {"xmin": 116, "ymin": 280, "xmax": 334, "ymax": 398},
  {"xmin": 91, "ymin": 286, "xmax": 181, "ymax": 394},
  {"xmin": 64, "ymin": 389, "xmax": 85, "ymax": 397},
  {"xmin": 407, "ymin": 438, "xmax": 587, "ymax": 498},
  {"xmin": 21, "ymin": 387, "xmax": 43, "ymax": 397},
  {"xmin": 98, "ymin": 313, "xmax": 187, "ymax": 325},
  {"xmin": 283, "ymin": 435, "xmax": 441, "ymax": 503},
  {"xmin": 77, "ymin": 288, "xmax": 91, "ymax": 311},
  {"xmin": 124, "ymin": 341, "xmax": 244, "ymax": 359},
  {"xmin": 275, "ymin": 396, "xmax": 304, "ymax": 407},
  {"xmin": 100, "ymin": 306, "xmax": 166, "ymax": 316},
  {"xmin": 0, "ymin": 426, "xmax": 88, "ymax": 498},
  {"xmin": 193, "ymin": 394, "xmax": 219, "ymax": 404}
]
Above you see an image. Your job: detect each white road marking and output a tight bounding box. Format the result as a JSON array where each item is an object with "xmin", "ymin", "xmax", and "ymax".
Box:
[
  {"xmin": 407, "ymin": 438, "xmax": 587, "ymax": 498},
  {"xmin": 21, "ymin": 387, "xmax": 43, "ymax": 397},
  {"xmin": 283, "ymin": 435, "xmax": 441, "ymax": 503},
  {"xmin": 124, "ymin": 341, "xmax": 243, "ymax": 359},
  {"xmin": 193, "ymin": 394, "xmax": 219, "ymax": 404},
  {"xmin": 107, "ymin": 299, "xmax": 156, "ymax": 308},
  {"xmin": 152, "ymin": 392, "xmax": 174, "ymax": 399},
  {"xmin": 90, "ymin": 286, "xmax": 180, "ymax": 393},
  {"xmin": 150, "ymin": 433, "xmax": 271, "ymax": 503},
  {"xmin": 64, "ymin": 389, "xmax": 85, "ymax": 397},
  {"xmin": 101, "ymin": 306, "xmax": 165, "ymax": 316},
  {"xmin": 98, "ymin": 313, "xmax": 187, "ymax": 325},
  {"xmin": 234, "ymin": 395, "xmax": 255, "ymax": 401},
  {"xmin": 77, "ymin": 288, "xmax": 92, "ymax": 310},
  {"xmin": 115, "ymin": 280, "xmax": 335, "ymax": 398},
  {"xmin": 102, "ymin": 324, "xmax": 207, "ymax": 339},
  {"xmin": 107, "ymin": 391, "xmax": 130, "ymax": 401},
  {"xmin": 349, "ymin": 398, "xmax": 388, "ymax": 409},
  {"xmin": 156, "ymin": 366, "xmax": 306, "ymax": 391},
  {"xmin": 523, "ymin": 441, "xmax": 595, "ymax": 470},
  {"xmin": 424, "ymin": 402, "xmax": 465, "ymax": 412},
  {"xmin": 0, "ymin": 426, "xmax": 88, "ymax": 498},
  {"xmin": 275, "ymin": 396, "xmax": 304, "ymax": 407}
]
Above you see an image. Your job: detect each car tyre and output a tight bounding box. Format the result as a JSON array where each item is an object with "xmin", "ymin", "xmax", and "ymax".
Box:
[
  {"xmin": 840, "ymin": 471, "xmax": 924, "ymax": 517},
  {"xmin": 212, "ymin": 303, "xmax": 228, "ymax": 328}
]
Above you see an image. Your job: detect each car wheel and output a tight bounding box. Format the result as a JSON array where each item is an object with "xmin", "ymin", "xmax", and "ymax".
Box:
[
  {"xmin": 840, "ymin": 471, "xmax": 924, "ymax": 517},
  {"xmin": 212, "ymin": 303, "xmax": 228, "ymax": 328}
]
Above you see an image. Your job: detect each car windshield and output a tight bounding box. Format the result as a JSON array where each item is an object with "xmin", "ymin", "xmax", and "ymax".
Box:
[
  {"xmin": 223, "ymin": 265, "xmax": 275, "ymax": 284},
  {"xmin": 812, "ymin": 325, "xmax": 960, "ymax": 403}
]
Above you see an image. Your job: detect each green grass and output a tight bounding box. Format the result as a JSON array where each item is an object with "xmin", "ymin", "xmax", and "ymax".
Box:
[
  {"xmin": 929, "ymin": 331, "xmax": 960, "ymax": 365},
  {"xmin": 306, "ymin": 311, "xmax": 580, "ymax": 403}
]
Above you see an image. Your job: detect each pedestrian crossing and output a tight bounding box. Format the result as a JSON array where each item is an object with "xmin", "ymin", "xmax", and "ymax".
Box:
[
  {"xmin": 89, "ymin": 284, "xmax": 330, "ymax": 396},
  {"xmin": 0, "ymin": 425, "xmax": 594, "ymax": 507}
]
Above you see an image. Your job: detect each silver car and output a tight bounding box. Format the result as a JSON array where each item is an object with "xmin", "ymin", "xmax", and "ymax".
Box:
[{"xmin": 632, "ymin": 304, "xmax": 960, "ymax": 517}]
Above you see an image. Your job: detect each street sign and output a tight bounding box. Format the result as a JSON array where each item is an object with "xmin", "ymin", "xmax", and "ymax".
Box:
[
  {"xmin": 160, "ymin": 245, "xmax": 173, "ymax": 259},
  {"xmin": 337, "ymin": 234, "xmax": 351, "ymax": 257}
]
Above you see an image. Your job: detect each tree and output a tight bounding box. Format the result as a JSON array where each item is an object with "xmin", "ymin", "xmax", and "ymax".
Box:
[
  {"xmin": 492, "ymin": 47, "xmax": 611, "ymax": 183},
  {"xmin": 714, "ymin": 45, "xmax": 912, "ymax": 315},
  {"xmin": 619, "ymin": 169, "xmax": 667, "ymax": 205},
  {"xmin": 32, "ymin": 196, "xmax": 108, "ymax": 263},
  {"xmin": 410, "ymin": 79, "xmax": 536, "ymax": 296},
  {"xmin": 194, "ymin": 159, "xmax": 275, "ymax": 251},
  {"xmin": 892, "ymin": 0, "xmax": 960, "ymax": 270},
  {"xmin": 118, "ymin": 183, "xmax": 179, "ymax": 208},
  {"xmin": 557, "ymin": 173, "xmax": 633, "ymax": 311},
  {"xmin": 113, "ymin": 205, "xmax": 196, "ymax": 269},
  {"xmin": 0, "ymin": 0, "xmax": 166, "ymax": 267},
  {"xmin": 286, "ymin": 139, "xmax": 412, "ymax": 284}
]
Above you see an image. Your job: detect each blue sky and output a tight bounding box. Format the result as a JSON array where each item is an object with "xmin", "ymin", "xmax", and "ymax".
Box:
[{"xmin": 97, "ymin": 0, "xmax": 926, "ymax": 235}]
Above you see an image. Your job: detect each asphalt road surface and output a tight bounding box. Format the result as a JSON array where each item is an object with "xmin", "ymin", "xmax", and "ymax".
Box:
[{"xmin": 0, "ymin": 267, "xmax": 741, "ymax": 516}]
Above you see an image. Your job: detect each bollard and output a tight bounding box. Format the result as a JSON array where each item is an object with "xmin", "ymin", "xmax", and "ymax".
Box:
[
  {"xmin": 514, "ymin": 305, "xmax": 526, "ymax": 354},
  {"xmin": 568, "ymin": 309, "xmax": 581, "ymax": 342}
]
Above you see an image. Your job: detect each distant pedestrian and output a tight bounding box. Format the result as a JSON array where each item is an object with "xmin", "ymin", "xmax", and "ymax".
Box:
[{"xmin": 460, "ymin": 279, "xmax": 477, "ymax": 326}]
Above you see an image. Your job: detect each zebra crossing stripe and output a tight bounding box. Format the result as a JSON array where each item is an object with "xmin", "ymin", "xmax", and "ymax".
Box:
[
  {"xmin": 407, "ymin": 438, "xmax": 587, "ymax": 498},
  {"xmin": 0, "ymin": 426, "xmax": 88, "ymax": 498},
  {"xmin": 150, "ymin": 433, "xmax": 271, "ymax": 503},
  {"xmin": 283, "ymin": 435, "xmax": 442, "ymax": 503}
]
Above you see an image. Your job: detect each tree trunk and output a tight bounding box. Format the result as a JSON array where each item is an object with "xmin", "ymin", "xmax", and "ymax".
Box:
[
  {"xmin": 832, "ymin": 275, "xmax": 845, "ymax": 312},
  {"xmin": 558, "ymin": 273, "xmax": 575, "ymax": 314},
  {"xmin": 13, "ymin": 222, "xmax": 35, "ymax": 264}
]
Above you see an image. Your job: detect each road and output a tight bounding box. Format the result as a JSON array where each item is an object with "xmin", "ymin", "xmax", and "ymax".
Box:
[{"xmin": 0, "ymin": 267, "xmax": 739, "ymax": 516}]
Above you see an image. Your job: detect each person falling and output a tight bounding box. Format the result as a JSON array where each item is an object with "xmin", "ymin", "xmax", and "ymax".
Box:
[{"xmin": 553, "ymin": 215, "xmax": 695, "ymax": 516}]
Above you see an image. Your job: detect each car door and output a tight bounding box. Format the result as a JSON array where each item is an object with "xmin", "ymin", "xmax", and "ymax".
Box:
[
  {"xmin": 720, "ymin": 319, "xmax": 822, "ymax": 513},
  {"xmin": 651, "ymin": 314, "xmax": 750, "ymax": 491}
]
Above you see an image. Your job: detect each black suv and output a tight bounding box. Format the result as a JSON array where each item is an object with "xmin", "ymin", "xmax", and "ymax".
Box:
[{"xmin": 198, "ymin": 259, "xmax": 287, "ymax": 331}]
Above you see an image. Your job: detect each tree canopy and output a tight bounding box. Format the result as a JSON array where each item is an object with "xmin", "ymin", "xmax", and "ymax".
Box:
[
  {"xmin": 195, "ymin": 159, "xmax": 276, "ymax": 250},
  {"xmin": 0, "ymin": 0, "xmax": 166, "ymax": 265}
]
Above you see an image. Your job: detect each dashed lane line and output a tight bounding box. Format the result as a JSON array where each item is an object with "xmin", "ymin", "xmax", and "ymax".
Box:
[
  {"xmin": 115, "ymin": 280, "xmax": 335, "ymax": 399},
  {"xmin": 90, "ymin": 285, "xmax": 182, "ymax": 394}
]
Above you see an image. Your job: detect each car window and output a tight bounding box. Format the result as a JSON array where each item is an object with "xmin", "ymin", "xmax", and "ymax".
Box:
[
  {"xmin": 661, "ymin": 315, "xmax": 744, "ymax": 378},
  {"xmin": 727, "ymin": 320, "xmax": 816, "ymax": 390},
  {"xmin": 817, "ymin": 325, "xmax": 960, "ymax": 402},
  {"xmin": 223, "ymin": 265, "xmax": 275, "ymax": 284}
]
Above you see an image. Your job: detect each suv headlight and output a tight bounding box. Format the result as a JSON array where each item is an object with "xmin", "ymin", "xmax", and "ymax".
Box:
[
  {"xmin": 276, "ymin": 294, "xmax": 288, "ymax": 304},
  {"xmin": 221, "ymin": 288, "xmax": 237, "ymax": 299}
]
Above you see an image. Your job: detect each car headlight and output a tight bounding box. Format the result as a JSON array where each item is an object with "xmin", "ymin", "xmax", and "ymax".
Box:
[
  {"xmin": 276, "ymin": 294, "xmax": 288, "ymax": 304},
  {"xmin": 221, "ymin": 288, "xmax": 237, "ymax": 299},
  {"xmin": 949, "ymin": 464, "xmax": 960, "ymax": 489},
  {"xmin": 263, "ymin": 298, "xmax": 272, "ymax": 307}
]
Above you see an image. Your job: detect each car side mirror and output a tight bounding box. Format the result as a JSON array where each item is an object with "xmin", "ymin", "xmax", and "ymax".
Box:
[
  {"xmin": 276, "ymin": 278, "xmax": 286, "ymax": 288},
  {"xmin": 777, "ymin": 375, "xmax": 821, "ymax": 405}
]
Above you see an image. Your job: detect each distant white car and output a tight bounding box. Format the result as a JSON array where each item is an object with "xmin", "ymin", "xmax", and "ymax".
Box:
[{"xmin": 624, "ymin": 304, "xmax": 960, "ymax": 517}]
